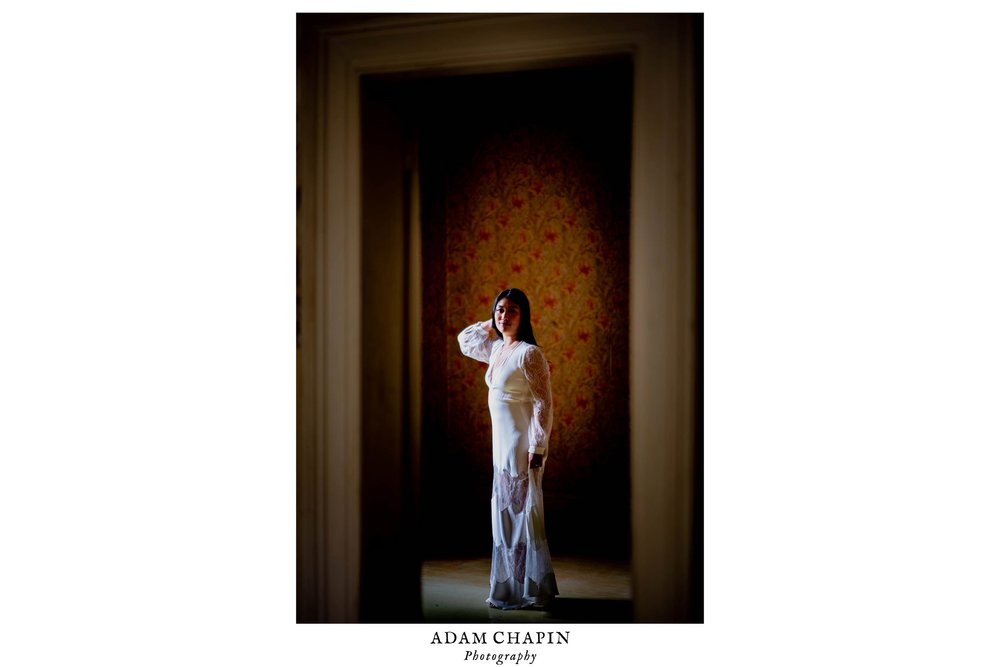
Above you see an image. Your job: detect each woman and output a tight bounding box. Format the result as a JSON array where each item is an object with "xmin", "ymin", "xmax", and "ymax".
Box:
[{"xmin": 457, "ymin": 288, "xmax": 559, "ymax": 610}]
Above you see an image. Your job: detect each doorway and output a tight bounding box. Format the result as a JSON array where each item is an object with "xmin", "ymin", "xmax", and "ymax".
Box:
[
  {"xmin": 360, "ymin": 60, "xmax": 634, "ymax": 621},
  {"xmin": 297, "ymin": 13, "xmax": 700, "ymax": 623}
]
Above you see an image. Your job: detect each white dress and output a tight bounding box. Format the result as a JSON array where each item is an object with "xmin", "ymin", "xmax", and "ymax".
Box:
[{"xmin": 458, "ymin": 321, "xmax": 559, "ymax": 609}]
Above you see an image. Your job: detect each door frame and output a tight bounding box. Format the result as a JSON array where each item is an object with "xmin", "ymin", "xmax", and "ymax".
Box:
[{"xmin": 297, "ymin": 12, "xmax": 699, "ymax": 622}]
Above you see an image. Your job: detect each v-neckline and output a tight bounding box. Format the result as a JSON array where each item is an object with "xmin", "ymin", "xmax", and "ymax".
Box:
[{"xmin": 489, "ymin": 340, "xmax": 522, "ymax": 384}]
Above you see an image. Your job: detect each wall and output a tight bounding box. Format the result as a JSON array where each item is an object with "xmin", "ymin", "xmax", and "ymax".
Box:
[
  {"xmin": 417, "ymin": 62, "xmax": 633, "ymax": 559},
  {"xmin": 357, "ymin": 78, "xmax": 423, "ymax": 621}
]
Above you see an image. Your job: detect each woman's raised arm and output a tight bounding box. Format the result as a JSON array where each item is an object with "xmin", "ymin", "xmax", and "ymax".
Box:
[{"xmin": 457, "ymin": 320, "xmax": 496, "ymax": 363}]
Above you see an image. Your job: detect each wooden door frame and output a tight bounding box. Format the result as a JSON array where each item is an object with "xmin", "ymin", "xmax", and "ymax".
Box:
[{"xmin": 297, "ymin": 12, "xmax": 699, "ymax": 622}]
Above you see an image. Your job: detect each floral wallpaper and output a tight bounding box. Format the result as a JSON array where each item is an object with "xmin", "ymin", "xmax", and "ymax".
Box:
[{"xmin": 438, "ymin": 123, "xmax": 631, "ymax": 545}]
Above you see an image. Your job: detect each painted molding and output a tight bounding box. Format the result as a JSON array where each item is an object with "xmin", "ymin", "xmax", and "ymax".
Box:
[{"xmin": 297, "ymin": 12, "xmax": 698, "ymax": 622}]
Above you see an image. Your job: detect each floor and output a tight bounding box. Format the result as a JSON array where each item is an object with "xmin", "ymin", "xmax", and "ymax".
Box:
[{"xmin": 421, "ymin": 556, "xmax": 632, "ymax": 623}]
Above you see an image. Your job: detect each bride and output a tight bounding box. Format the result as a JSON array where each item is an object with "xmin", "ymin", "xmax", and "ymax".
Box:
[{"xmin": 458, "ymin": 287, "xmax": 559, "ymax": 610}]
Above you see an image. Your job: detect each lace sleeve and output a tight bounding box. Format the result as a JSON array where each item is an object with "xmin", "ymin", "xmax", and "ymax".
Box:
[
  {"xmin": 457, "ymin": 321, "xmax": 496, "ymax": 363},
  {"xmin": 522, "ymin": 345, "xmax": 553, "ymax": 456}
]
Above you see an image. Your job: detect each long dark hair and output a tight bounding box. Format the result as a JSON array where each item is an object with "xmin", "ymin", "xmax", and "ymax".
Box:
[{"xmin": 491, "ymin": 288, "xmax": 539, "ymax": 346}]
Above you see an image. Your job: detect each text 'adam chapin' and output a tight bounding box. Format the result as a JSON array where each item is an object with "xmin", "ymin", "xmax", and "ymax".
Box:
[
  {"xmin": 430, "ymin": 631, "xmax": 570, "ymax": 645},
  {"xmin": 431, "ymin": 630, "xmax": 570, "ymax": 664}
]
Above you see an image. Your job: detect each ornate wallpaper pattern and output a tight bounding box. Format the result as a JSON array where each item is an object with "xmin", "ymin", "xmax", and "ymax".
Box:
[{"xmin": 442, "ymin": 124, "xmax": 630, "ymax": 521}]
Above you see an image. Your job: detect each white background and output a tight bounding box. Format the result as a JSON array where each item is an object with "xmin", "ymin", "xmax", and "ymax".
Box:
[{"xmin": 2, "ymin": 1, "xmax": 999, "ymax": 665}]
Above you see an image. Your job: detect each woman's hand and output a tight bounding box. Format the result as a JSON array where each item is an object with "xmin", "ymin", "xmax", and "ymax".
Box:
[{"xmin": 528, "ymin": 453, "xmax": 544, "ymax": 469}]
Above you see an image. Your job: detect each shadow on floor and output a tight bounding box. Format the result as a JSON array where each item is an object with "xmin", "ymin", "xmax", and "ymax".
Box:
[
  {"xmin": 422, "ymin": 596, "xmax": 632, "ymax": 623},
  {"xmin": 421, "ymin": 557, "xmax": 632, "ymax": 623},
  {"xmin": 543, "ymin": 597, "xmax": 632, "ymax": 622}
]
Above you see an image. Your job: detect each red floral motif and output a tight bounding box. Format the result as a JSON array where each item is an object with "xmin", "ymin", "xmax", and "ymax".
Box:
[{"xmin": 440, "ymin": 123, "xmax": 628, "ymax": 499}]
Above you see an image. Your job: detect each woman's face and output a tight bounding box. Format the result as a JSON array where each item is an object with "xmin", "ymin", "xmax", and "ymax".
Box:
[{"xmin": 494, "ymin": 298, "xmax": 522, "ymax": 338}]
